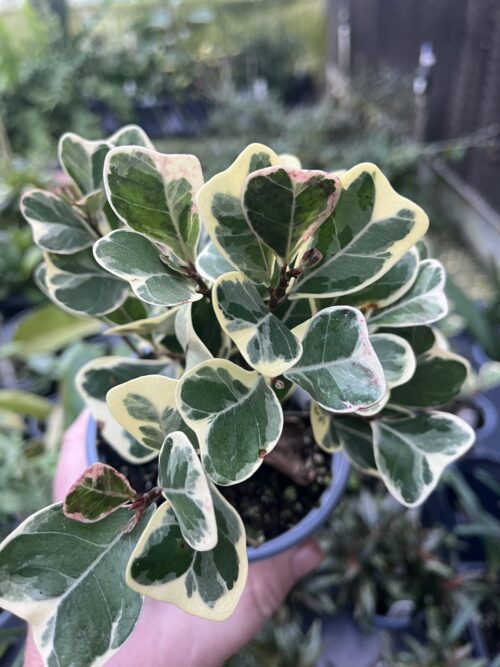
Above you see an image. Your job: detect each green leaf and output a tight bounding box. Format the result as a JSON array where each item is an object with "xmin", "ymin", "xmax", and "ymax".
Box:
[
  {"xmin": 310, "ymin": 403, "xmax": 377, "ymax": 474},
  {"xmin": 369, "ymin": 259, "xmax": 447, "ymax": 327},
  {"xmin": 177, "ymin": 359, "xmax": 283, "ymax": 485},
  {"xmin": 58, "ymin": 133, "xmax": 110, "ymax": 196},
  {"xmin": 284, "ymin": 306, "xmax": 386, "ymax": 412},
  {"xmin": 106, "ymin": 374, "xmax": 196, "ymax": 452},
  {"xmin": 104, "ymin": 147, "xmax": 202, "ymax": 263},
  {"xmin": 94, "ymin": 229, "xmax": 202, "ymax": 307},
  {"xmin": 370, "ymin": 333, "xmax": 416, "ymax": 389},
  {"xmin": 64, "ymin": 463, "xmax": 137, "ymax": 522},
  {"xmin": 372, "ymin": 412, "xmax": 475, "ymax": 506},
  {"xmin": 291, "ymin": 163, "xmax": 428, "ymax": 298},
  {"xmin": 45, "ymin": 248, "xmax": 128, "ymax": 316},
  {"xmin": 337, "ymin": 248, "xmax": 419, "ymax": 309},
  {"xmin": 126, "ymin": 486, "xmax": 247, "ymax": 620},
  {"xmin": 77, "ymin": 357, "xmax": 175, "ymax": 463},
  {"xmin": 390, "ymin": 332, "xmax": 469, "ymax": 407},
  {"xmin": 107, "ymin": 125, "xmax": 155, "ymax": 150},
  {"xmin": 105, "ymin": 305, "xmax": 178, "ymax": 343},
  {"xmin": 0, "ymin": 389, "xmax": 52, "ymax": 419},
  {"xmin": 213, "ymin": 271, "xmax": 302, "ymax": 376},
  {"xmin": 195, "ymin": 240, "xmax": 235, "ymax": 282},
  {"xmin": 158, "ymin": 431, "xmax": 217, "ymax": 551},
  {"xmin": 242, "ymin": 166, "xmax": 340, "ymax": 265},
  {"xmin": 9, "ymin": 304, "xmax": 101, "ymax": 357},
  {"xmin": 197, "ymin": 143, "xmax": 281, "ymax": 285},
  {"xmin": 0, "ymin": 504, "xmax": 153, "ymax": 667},
  {"xmin": 21, "ymin": 189, "xmax": 96, "ymax": 254}
]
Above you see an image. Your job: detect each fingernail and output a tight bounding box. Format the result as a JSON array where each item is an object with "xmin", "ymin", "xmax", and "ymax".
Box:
[{"xmin": 291, "ymin": 539, "xmax": 324, "ymax": 579}]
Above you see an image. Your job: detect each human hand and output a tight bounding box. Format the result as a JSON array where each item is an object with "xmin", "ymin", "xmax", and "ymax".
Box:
[{"xmin": 24, "ymin": 411, "xmax": 324, "ymax": 667}]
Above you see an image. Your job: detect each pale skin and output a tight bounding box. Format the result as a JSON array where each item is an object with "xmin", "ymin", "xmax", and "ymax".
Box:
[{"xmin": 24, "ymin": 411, "xmax": 324, "ymax": 667}]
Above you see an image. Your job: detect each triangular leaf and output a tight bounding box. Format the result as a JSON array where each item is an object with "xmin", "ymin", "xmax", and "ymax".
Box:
[
  {"xmin": 58, "ymin": 133, "xmax": 110, "ymax": 196},
  {"xmin": 94, "ymin": 229, "xmax": 202, "ymax": 307},
  {"xmin": 107, "ymin": 125, "xmax": 155, "ymax": 150},
  {"xmin": 242, "ymin": 166, "xmax": 340, "ymax": 265},
  {"xmin": 21, "ymin": 189, "xmax": 97, "ymax": 254},
  {"xmin": 158, "ymin": 431, "xmax": 217, "ymax": 551},
  {"xmin": 284, "ymin": 306, "xmax": 386, "ymax": 412},
  {"xmin": 104, "ymin": 147, "xmax": 203, "ymax": 263},
  {"xmin": 291, "ymin": 163, "xmax": 428, "ymax": 298},
  {"xmin": 0, "ymin": 504, "xmax": 152, "ymax": 667},
  {"xmin": 177, "ymin": 359, "xmax": 283, "ymax": 485},
  {"xmin": 213, "ymin": 271, "xmax": 302, "ymax": 376},
  {"xmin": 197, "ymin": 143, "xmax": 281, "ymax": 285},
  {"xmin": 369, "ymin": 259, "xmax": 447, "ymax": 328},
  {"xmin": 64, "ymin": 463, "xmax": 137, "ymax": 522},
  {"xmin": 372, "ymin": 412, "xmax": 475, "ymax": 506},
  {"xmin": 126, "ymin": 486, "xmax": 247, "ymax": 620}
]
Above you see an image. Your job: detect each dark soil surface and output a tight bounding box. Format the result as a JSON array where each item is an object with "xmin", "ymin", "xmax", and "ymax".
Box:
[{"xmin": 97, "ymin": 412, "xmax": 332, "ymax": 545}]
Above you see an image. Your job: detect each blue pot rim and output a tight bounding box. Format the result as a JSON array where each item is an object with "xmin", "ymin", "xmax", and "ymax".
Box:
[
  {"xmin": 471, "ymin": 393, "xmax": 498, "ymax": 442},
  {"xmin": 85, "ymin": 415, "xmax": 350, "ymax": 562}
]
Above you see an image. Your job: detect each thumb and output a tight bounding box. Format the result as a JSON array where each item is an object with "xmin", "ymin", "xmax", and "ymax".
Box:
[{"xmin": 245, "ymin": 538, "xmax": 324, "ymax": 623}]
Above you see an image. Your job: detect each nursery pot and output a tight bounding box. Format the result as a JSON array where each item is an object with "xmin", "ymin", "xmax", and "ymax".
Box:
[{"xmin": 85, "ymin": 415, "xmax": 350, "ymax": 562}]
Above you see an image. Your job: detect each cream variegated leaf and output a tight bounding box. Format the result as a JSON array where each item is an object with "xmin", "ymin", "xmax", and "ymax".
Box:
[
  {"xmin": 21, "ymin": 190, "xmax": 97, "ymax": 254},
  {"xmin": 77, "ymin": 357, "xmax": 176, "ymax": 463},
  {"xmin": 370, "ymin": 333, "xmax": 416, "ymax": 389},
  {"xmin": 195, "ymin": 240, "xmax": 235, "ymax": 282},
  {"xmin": 197, "ymin": 143, "xmax": 282, "ymax": 285},
  {"xmin": 175, "ymin": 303, "xmax": 213, "ymax": 370},
  {"xmin": 44, "ymin": 249, "xmax": 128, "ymax": 317},
  {"xmin": 213, "ymin": 271, "xmax": 302, "ymax": 376},
  {"xmin": 94, "ymin": 229, "xmax": 202, "ymax": 307},
  {"xmin": 158, "ymin": 431, "xmax": 217, "ymax": 551},
  {"xmin": 106, "ymin": 374, "xmax": 196, "ymax": 452},
  {"xmin": 105, "ymin": 306, "xmax": 179, "ymax": 343},
  {"xmin": 242, "ymin": 166, "xmax": 341, "ymax": 265},
  {"xmin": 107, "ymin": 125, "xmax": 155, "ymax": 150},
  {"xmin": 58, "ymin": 133, "xmax": 110, "ymax": 196},
  {"xmin": 369, "ymin": 259, "xmax": 448, "ymax": 328},
  {"xmin": 310, "ymin": 402, "xmax": 378, "ymax": 474},
  {"xmin": 291, "ymin": 163, "xmax": 428, "ymax": 298},
  {"xmin": 337, "ymin": 248, "xmax": 419, "ymax": 309},
  {"xmin": 372, "ymin": 412, "xmax": 475, "ymax": 506},
  {"xmin": 177, "ymin": 359, "xmax": 283, "ymax": 485},
  {"xmin": 126, "ymin": 486, "xmax": 247, "ymax": 620},
  {"xmin": 355, "ymin": 390, "xmax": 390, "ymax": 417},
  {"xmin": 284, "ymin": 306, "xmax": 386, "ymax": 413},
  {"xmin": 104, "ymin": 147, "xmax": 203, "ymax": 263},
  {"xmin": 0, "ymin": 504, "xmax": 153, "ymax": 667}
]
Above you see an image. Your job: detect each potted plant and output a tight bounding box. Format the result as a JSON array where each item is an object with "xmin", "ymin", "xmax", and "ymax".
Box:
[{"xmin": 0, "ymin": 126, "xmax": 475, "ymax": 667}]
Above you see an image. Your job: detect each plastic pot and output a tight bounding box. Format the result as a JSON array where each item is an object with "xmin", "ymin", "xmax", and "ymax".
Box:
[
  {"xmin": 0, "ymin": 609, "xmax": 26, "ymax": 667},
  {"xmin": 85, "ymin": 415, "xmax": 350, "ymax": 562}
]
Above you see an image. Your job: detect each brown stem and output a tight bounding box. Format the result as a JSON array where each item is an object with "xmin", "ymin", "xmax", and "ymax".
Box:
[
  {"xmin": 185, "ymin": 262, "xmax": 210, "ymax": 296},
  {"xmin": 124, "ymin": 487, "xmax": 163, "ymax": 533},
  {"xmin": 263, "ymin": 446, "xmax": 316, "ymax": 486},
  {"xmin": 268, "ymin": 265, "xmax": 302, "ymax": 311}
]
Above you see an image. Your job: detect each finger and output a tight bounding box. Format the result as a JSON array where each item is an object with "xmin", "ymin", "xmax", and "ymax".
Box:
[
  {"xmin": 53, "ymin": 409, "xmax": 90, "ymax": 502},
  {"xmin": 23, "ymin": 630, "xmax": 43, "ymax": 667}
]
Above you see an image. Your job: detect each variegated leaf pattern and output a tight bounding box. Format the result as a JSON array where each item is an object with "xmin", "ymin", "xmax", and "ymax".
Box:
[
  {"xmin": 337, "ymin": 247, "xmax": 419, "ymax": 309},
  {"xmin": 197, "ymin": 143, "xmax": 282, "ymax": 285},
  {"xmin": 0, "ymin": 504, "xmax": 153, "ymax": 667},
  {"xmin": 284, "ymin": 306, "xmax": 386, "ymax": 412},
  {"xmin": 158, "ymin": 431, "xmax": 217, "ymax": 551},
  {"xmin": 94, "ymin": 229, "xmax": 202, "ymax": 307},
  {"xmin": 370, "ymin": 333, "xmax": 416, "ymax": 389},
  {"xmin": 105, "ymin": 306, "xmax": 179, "ymax": 342},
  {"xmin": 107, "ymin": 125, "xmax": 155, "ymax": 150},
  {"xmin": 195, "ymin": 240, "xmax": 235, "ymax": 282},
  {"xmin": 58, "ymin": 132, "xmax": 110, "ymax": 196},
  {"xmin": 77, "ymin": 357, "xmax": 175, "ymax": 463},
  {"xmin": 242, "ymin": 166, "xmax": 340, "ymax": 265},
  {"xmin": 291, "ymin": 163, "xmax": 428, "ymax": 298},
  {"xmin": 21, "ymin": 190, "xmax": 97, "ymax": 254},
  {"xmin": 368, "ymin": 259, "xmax": 448, "ymax": 327},
  {"xmin": 44, "ymin": 249, "xmax": 128, "ymax": 316},
  {"xmin": 310, "ymin": 403, "xmax": 377, "ymax": 474},
  {"xmin": 177, "ymin": 359, "xmax": 283, "ymax": 485},
  {"xmin": 107, "ymin": 374, "xmax": 196, "ymax": 451},
  {"xmin": 104, "ymin": 147, "xmax": 202, "ymax": 263},
  {"xmin": 64, "ymin": 463, "xmax": 137, "ymax": 522},
  {"xmin": 390, "ymin": 327, "xmax": 469, "ymax": 407},
  {"xmin": 372, "ymin": 412, "xmax": 475, "ymax": 506},
  {"xmin": 126, "ymin": 486, "xmax": 247, "ymax": 620},
  {"xmin": 213, "ymin": 271, "xmax": 302, "ymax": 376}
]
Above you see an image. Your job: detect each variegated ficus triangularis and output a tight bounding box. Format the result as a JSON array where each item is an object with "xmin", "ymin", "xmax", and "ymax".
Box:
[{"xmin": 0, "ymin": 126, "xmax": 474, "ymax": 666}]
